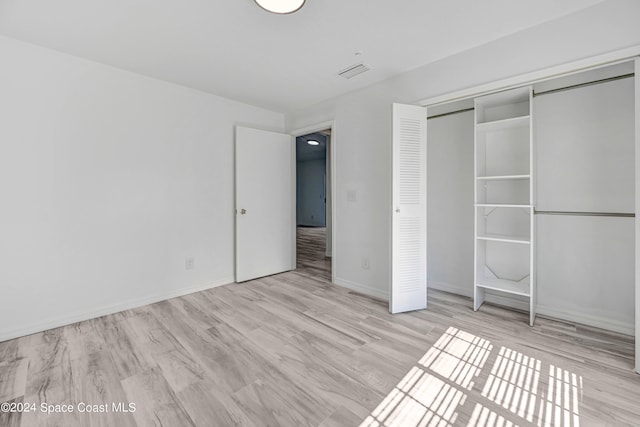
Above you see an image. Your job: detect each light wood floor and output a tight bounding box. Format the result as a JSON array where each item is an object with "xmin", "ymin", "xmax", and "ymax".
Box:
[
  {"xmin": 296, "ymin": 226, "xmax": 331, "ymax": 281},
  {"xmin": 1, "ymin": 230, "xmax": 639, "ymax": 426}
]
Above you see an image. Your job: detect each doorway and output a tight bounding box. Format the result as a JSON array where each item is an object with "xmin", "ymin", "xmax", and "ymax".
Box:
[{"xmin": 295, "ymin": 129, "xmax": 332, "ymax": 280}]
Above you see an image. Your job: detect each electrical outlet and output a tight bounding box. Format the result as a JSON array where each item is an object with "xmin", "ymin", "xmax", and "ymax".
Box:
[
  {"xmin": 185, "ymin": 257, "xmax": 195, "ymax": 270},
  {"xmin": 361, "ymin": 257, "xmax": 370, "ymax": 270}
]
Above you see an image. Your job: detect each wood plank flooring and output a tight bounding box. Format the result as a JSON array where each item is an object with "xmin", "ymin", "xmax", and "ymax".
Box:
[
  {"xmin": 1, "ymin": 228, "xmax": 639, "ymax": 426},
  {"xmin": 296, "ymin": 226, "xmax": 331, "ymax": 281}
]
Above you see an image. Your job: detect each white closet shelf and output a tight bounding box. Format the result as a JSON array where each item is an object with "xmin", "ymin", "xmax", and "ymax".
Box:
[
  {"xmin": 476, "ymin": 204, "xmax": 532, "ymax": 208},
  {"xmin": 475, "ymin": 115, "xmax": 530, "ymax": 132},
  {"xmin": 474, "ymin": 85, "xmax": 535, "ymax": 325},
  {"xmin": 476, "ymin": 174, "xmax": 530, "ymax": 180},
  {"xmin": 476, "ymin": 234, "xmax": 530, "ymax": 244},
  {"xmin": 475, "ymin": 277, "xmax": 530, "ymax": 296}
]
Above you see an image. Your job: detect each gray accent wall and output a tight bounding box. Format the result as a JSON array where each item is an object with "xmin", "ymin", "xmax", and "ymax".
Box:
[{"xmin": 296, "ymin": 134, "xmax": 327, "ymax": 227}]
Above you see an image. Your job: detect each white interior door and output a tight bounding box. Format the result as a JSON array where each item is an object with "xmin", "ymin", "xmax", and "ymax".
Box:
[
  {"xmin": 236, "ymin": 126, "xmax": 294, "ymax": 282},
  {"xmin": 390, "ymin": 103, "xmax": 428, "ymax": 313}
]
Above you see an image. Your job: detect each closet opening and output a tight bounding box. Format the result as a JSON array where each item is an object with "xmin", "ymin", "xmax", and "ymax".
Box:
[{"xmin": 425, "ymin": 60, "xmax": 636, "ymax": 335}]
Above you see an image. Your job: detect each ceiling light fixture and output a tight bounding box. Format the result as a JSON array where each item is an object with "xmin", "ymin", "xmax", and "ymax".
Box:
[
  {"xmin": 307, "ymin": 140, "xmax": 319, "ymax": 146},
  {"xmin": 254, "ymin": 0, "xmax": 305, "ymax": 14}
]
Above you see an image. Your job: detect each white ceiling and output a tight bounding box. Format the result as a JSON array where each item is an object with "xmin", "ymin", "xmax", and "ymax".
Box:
[{"xmin": 0, "ymin": 0, "xmax": 605, "ymax": 113}]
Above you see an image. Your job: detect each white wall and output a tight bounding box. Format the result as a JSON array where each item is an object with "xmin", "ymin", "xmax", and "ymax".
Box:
[
  {"xmin": 285, "ymin": 0, "xmax": 640, "ymax": 301},
  {"xmin": 0, "ymin": 36, "xmax": 283, "ymax": 341},
  {"xmin": 427, "ymin": 112, "xmax": 474, "ymax": 295},
  {"xmin": 536, "ymin": 79, "xmax": 635, "ymax": 214},
  {"xmin": 534, "ymin": 78, "xmax": 635, "ymax": 333}
]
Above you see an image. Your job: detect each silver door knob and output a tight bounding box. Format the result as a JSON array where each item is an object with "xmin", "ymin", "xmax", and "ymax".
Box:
[
  {"xmin": 395, "ymin": 208, "xmax": 400, "ymax": 213},
  {"xmin": 240, "ymin": 209, "xmax": 247, "ymax": 215}
]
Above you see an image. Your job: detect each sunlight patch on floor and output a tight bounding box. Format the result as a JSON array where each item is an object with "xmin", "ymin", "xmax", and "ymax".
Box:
[
  {"xmin": 539, "ymin": 365, "xmax": 581, "ymax": 427},
  {"xmin": 420, "ymin": 327, "xmax": 493, "ymax": 390},
  {"xmin": 482, "ymin": 346, "xmax": 541, "ymax": 422},
  {"xmin": 360, "ymin": 327, "xmax": 583, "ymax": 427},
  {"xmin": 468, "ymin": 403, "xmax": 517, "ymax": 427},
  {"xmin": 361, "ymin": 369, "xmax": 465, "ymax": 427}
]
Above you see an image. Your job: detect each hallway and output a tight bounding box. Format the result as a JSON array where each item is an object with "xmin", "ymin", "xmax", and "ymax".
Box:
[{"xmin": 296, "ymin": 226, "xmax": 331, "ymax": 281}]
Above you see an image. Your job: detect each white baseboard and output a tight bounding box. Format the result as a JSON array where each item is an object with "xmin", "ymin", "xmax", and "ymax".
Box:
[
  {"xmin": 9, "ymin": 276, "xmax": 629, "ymax": 342},
  {"xmin": 536, "ymin": 304, "xmax": 634, "ymax": 336},
  {"xmin": 429, "ymin": 281, "xmax": 529, "ymax": 311},
  {"xmin": 485, "ymin": 293, "xmax": 530, "ymax": 312},
  {"xmin": 333, "ymin": 277, "xmax": 389, "ymax": 301},
  {"xmin": 428, "ymin": 281, "xmax": 472, "ymax": 297},
  {"xmin": 428, "ymin": 281, "xmax": 634, "ymax": 335},
  {"xmin": 0, "ymin": 277, "xmax": 234, "ymax": 343}
]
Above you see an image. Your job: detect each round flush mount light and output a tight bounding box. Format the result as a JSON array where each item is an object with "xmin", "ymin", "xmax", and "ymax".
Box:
[
  {"xmin": 254, "ymin": 0, "xmax": 306, "ymax": 14},
  {"xmin": 307, "ymin": 140, "xmax": 319, "ymax": 146}
]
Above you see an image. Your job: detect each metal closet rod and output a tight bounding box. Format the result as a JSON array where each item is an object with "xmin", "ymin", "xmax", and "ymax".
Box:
[
  {"xmin": 533, "ymin": 73, "xmax": 635, "ymax": 97},
  {"xmin": 427, "ymin": 107, "xmax": 474, "ymax": 120},
  {"xmin": 426, "ymin": 72, "xmax": 635, "ymax": 119},
  {"xmin": 534, "ymin": 210, "xmax": 635, "ymax": 218}
]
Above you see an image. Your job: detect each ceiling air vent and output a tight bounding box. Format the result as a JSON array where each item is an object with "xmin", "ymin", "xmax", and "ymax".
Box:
[{"xmin": 337, "ymin": 63, "xmax": 370, "ymax": 79}]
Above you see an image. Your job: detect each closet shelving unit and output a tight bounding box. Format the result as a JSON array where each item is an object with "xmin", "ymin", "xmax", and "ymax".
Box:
[{"xmin": 473, "ymin": 86, "xmax": 536, "ymax": 326}]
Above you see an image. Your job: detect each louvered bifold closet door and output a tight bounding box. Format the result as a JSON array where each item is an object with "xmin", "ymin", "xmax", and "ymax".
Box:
[{"xmin": 390, "ymin": 103, "xmax": 427, "ymax": 313}]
